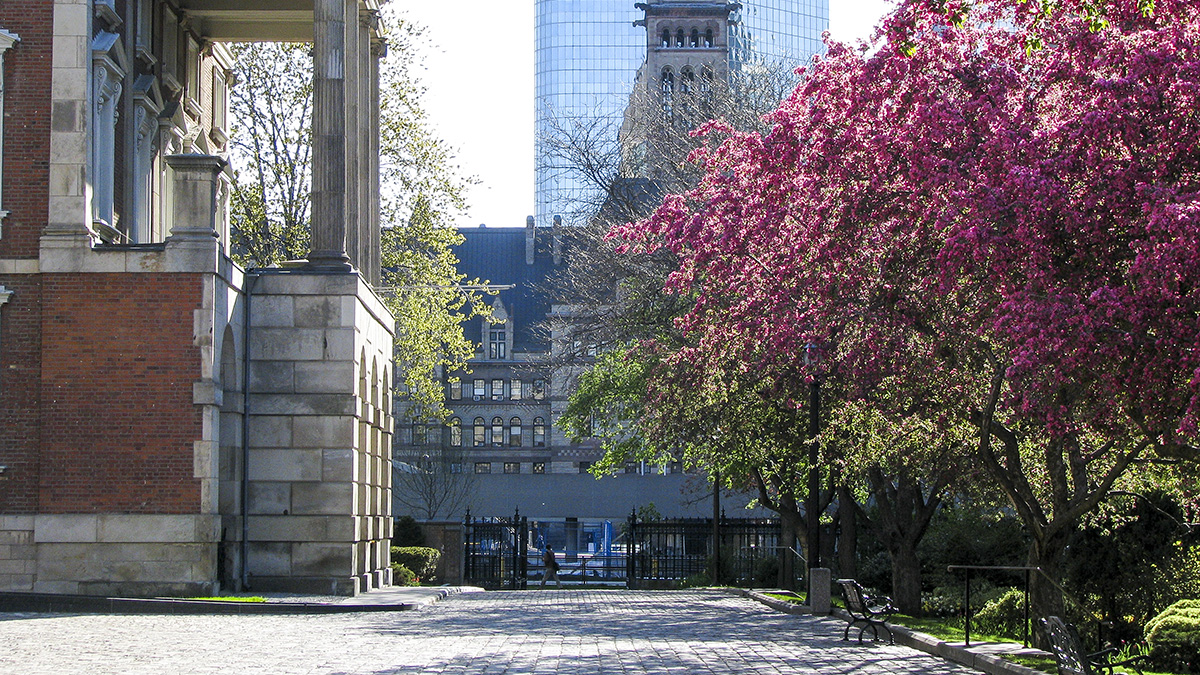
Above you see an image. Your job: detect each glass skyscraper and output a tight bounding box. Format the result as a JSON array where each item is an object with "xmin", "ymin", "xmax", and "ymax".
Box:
[{"xmin": 534, "ymin": 0, "xmax": 829, "ymax": 226}]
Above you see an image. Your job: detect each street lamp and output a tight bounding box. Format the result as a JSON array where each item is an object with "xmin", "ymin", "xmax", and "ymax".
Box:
[{"xmin": 804, "ymin": 343, "xmax": 821, "ymax": 599}]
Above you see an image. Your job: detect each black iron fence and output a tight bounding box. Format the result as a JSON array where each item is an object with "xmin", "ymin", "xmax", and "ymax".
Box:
[
  {"xmin": 464, "ymin": 510, "xmax": 528, "ymax": 590},
  {"xmin": 626, "ymin": 514, "xmax": 783, "ymax": 589}
]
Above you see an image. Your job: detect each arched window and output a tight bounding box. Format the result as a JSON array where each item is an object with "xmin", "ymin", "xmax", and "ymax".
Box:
[
  {"xmin": 473, "ymin": 417, "xmax": 486, "ymax": 447},
  {"xmin": 690, "ymin": 29, "xmax": 699, "ymax": 47},
  {"xmin": 675, "ymin": 29, "xmax": 685, "ymax": 48},
  {"xmin": 449, "ymin": 417, "xmax": 462, "ymax": 447},
  {"xmin": 680, "ymin": 67, "xmax": 694, "ymax": 95},
  {"xmin": 534, "ymin": 417, "xmax": 546, "ymax": 447},
  {"xmin": 705, "ymin": 28, "xmax": 714, "ymax": 48},
  {"xmin": 492, "ymin": 416, "xmax": 504, "ymax": 446},
  {"xmin": 661, "ymin": 29, "xmax": 670, "ymax": 47},
  {"xmin": 700, "ymin": 65, "xmax": 714, "ymax": 95},
  {"xmin": 510, "ymin": 417, "xmax": 523, "ymax": 446},
  {"xmin": 661, "ymin": 68, "xmax": 675, "ymax": 119}
]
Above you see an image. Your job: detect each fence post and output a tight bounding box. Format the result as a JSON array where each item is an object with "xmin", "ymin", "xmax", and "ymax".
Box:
[
  {"xmin": 626, "ymin": 510, "xmax": 637, "ymax": 589},
  {"xmin": 464, "ymin": 509, "xmax": 472, "ymax": 585}
]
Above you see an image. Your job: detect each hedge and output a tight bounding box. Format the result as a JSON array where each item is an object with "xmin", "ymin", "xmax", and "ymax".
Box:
[
  {"xmin": 1145, "ymin": 599, "xmax": 1200, "ymax": 674},
  {"xmin": 391, "ymin": 546, "xmax": 441, "ymax": 581}
]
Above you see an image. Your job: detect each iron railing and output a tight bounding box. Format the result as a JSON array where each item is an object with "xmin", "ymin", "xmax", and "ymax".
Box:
[{"xmin": 626, "ymin": 514, "xmax": 783, "ymax": 588}]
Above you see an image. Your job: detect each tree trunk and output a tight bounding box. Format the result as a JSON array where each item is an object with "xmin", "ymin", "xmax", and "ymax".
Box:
[
  {"xmin": 837, "ymin": 486, "xmax": 857, "ymax": 580},
  {"xmin": 1028, "ymin": 530, "xmax": 1070, "ymax": 632},
  {"xmin": 890, "ymin": 543, "xmax": 923, "ymax": 615},
  {"xmin": 778, "ymin": 500, "xmax": 803, "ymax": 591}
]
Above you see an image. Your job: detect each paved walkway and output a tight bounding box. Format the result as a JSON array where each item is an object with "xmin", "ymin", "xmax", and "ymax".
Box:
[{"xmin": 0, "ymin": 589, "xmax": 985, "ymax": 674}]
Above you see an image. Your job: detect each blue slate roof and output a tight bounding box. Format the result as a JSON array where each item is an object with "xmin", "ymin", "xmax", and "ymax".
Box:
[{"xmin": 455, "ymin": 226, "xmax": 561, "ymax": 353}]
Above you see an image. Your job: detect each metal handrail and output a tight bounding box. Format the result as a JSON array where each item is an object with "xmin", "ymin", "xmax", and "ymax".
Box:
[{"xmin": 947, "ymin": 565, "xmax": 1042, "ymax": 647}]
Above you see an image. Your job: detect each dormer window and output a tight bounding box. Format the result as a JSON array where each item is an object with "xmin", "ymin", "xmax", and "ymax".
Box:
[{"xmin": 489, "ymin": 329, "xmax": 506, "ymax": 359}]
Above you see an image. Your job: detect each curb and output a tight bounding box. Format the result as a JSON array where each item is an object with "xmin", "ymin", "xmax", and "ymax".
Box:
[
  {"xmin": 0, "ymin": 588, "xmax": 472, "ymax": 615},
  {"xmin": 735, "ymin": 589, "xmax": 1044, "ymax": 675}
]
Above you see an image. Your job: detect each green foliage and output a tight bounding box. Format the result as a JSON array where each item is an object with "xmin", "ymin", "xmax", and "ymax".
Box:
[
  {"xmin": 392, "ymin": 516, "xmax": 425, "ymax": 547},
  {"xmin": 918, "ymin": 504, "xmax": 1027, "ymax": 590},
  {"xmin": 755, "ymin": 556, "xmax": 780, "ymax": 588},
  {"xmin": 1065, "ymin": 492, "xmax": 1196, "ymax": 642},
  {"xmin": 391, "ymin": 564, "xmax": 419, "ymax": 586},
  {"xmin": 390, "ymin": 546, "xmax": 440, "ymax": 580},
  {"xmin": 1145, "ymin": 600, "xmax": 1200, "ymax": 674},
  {"xmin": 973, "ymin": 588, "xmax": 1028, "ymax": 641}
]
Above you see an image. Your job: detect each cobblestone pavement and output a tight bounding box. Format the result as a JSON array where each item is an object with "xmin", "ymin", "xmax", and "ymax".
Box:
[{"xmin": 0, "ymin": 589, "xmax": 983, "ymax": 674}]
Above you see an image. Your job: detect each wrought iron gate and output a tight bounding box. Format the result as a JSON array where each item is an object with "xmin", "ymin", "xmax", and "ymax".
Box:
[
  {"xmin": 625, "ymin": 514, "xmax": 782, "ymax": 588},
  {"xmin": 464, "ymin": 509, "xmax": 528, "ymax": 590}
]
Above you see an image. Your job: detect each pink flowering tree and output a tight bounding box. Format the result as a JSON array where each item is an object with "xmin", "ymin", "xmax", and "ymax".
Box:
[{"xmin": 614, "ymin": 0, "xmax": 1200, "ymax": 619}]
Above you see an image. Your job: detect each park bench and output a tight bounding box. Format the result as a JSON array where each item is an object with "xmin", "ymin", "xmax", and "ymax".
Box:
[
  {"xmin": 837, "ymin": 578, "xmax": 897, "ymax": 644},
  {"xmin": 1039, "ymin": 616, "xmax": 1148, "ymax": 675}
]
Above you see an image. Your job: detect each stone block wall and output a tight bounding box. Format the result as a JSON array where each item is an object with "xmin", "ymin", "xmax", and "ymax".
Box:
[{"xmin": 243, "ymin": 271, "xmax": 394, "ymax": 595}]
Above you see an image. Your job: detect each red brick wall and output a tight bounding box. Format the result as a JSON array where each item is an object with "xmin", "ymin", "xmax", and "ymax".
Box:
[
  {"xmin": 0, "ymin": 1, "xmax": 53, "ymax": 259},
  {"xmin": 0, "ymin": 276, "xmax": 42, "ymax": 512},
  {"xmin": 39, "ymin": 273, "xmax": 205, "ymax": 514}
]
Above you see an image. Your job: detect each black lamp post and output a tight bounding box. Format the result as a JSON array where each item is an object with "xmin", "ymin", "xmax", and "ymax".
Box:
[{"xmin": 804, "ymin": 343, "xmax": 821, "ymax": 594}]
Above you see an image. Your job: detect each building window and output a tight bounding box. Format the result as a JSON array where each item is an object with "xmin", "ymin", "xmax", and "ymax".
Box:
[
  {"xmin": 492, "ymin": 416, "xmax": 504, "ymax": 446},
  {"xmin": 0, "ymin": 28, "xmax": 18, "ymax": 229},
  {"xmin": 511, "ymin": 379, "xmax": 523, "ymax": 400},
  {"xmin": 412, "ymin": 422, "xmax": 427, "ymax": 446},
  {"xmin": 185, "ymin": 34, "xmax": 201, "ymax": 116},
  {"xmin": 473, "ymin": 417, "xmax": 486, "ymax": 447},
  {"xmin": 504, "ymin": 462, "xmax": 520, "ymax": 474},
  {"xmin": 474, "ymin": 462, "xmax": 492, "ymax": 474},
  {"xmin": 578, "ymin": 461, "xmax": 592, "ymax": 474},
  {"xmin": 533, "ymin": 417, "xmax": 546, "ymax": 447},
  {"xmin": 661, "ymin": 67, "xmax": 674, "ymax": 119},
  {"xmin": 660, "ymin": 29, "xmax": 670, "ymax": 47},
  {"xmin": 690, "ymin": 29, "xmax": 699, "ymax": 47},
  {"xmin": 532, "ymin": 462, "xmax": 546, "ymax": 474},
  {"xmin": 532, "ymin": 379, "xmax": 546, "ymax": 401},
  {"xmin": 489, "ymin": 330, "xmax": 506, "ymax": 359},
  {"xmin": 449, "ymin": 380, "xmax": 462, "ymax": 400},
  {"xmin": 675, "ymin": 29, "xmax": 685, "ymax": 47},
  {"xmin": 625, "ymin": 462, "xmax": 640, "ymax": 474},
  {"xmin": 681, "ymin": 68, "xmax": 694, "ymax": 95},
  {"xmin": 491, "ymin": 378, "xmax": 504, "ymax": 401},
  {"xmin": 510, "ymin": 417, "xmax": 523, "ymax": 447},
  {"xmin": 700, "ymin": 65, "xmax": 714, "ymax": 95},
  {"xmin": 705, "ymin": 28, "xmax": 714, "ymax": 48},
  {"xmin": 449, "ymin": 418, "xmax": 462, "ymax": 447},
  {"xmin": 473, "ymin": 378, "xmax": 485, "ymax": 400},
  {"xmin": 450, "ymin": 462, "xmax": 463, "ymax": 474}
]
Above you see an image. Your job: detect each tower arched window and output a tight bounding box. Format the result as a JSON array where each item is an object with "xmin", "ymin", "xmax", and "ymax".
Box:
[
  {"xmin": 492, "ymin": 416, "xmax": 504, "ymax": 446},
  {"xmin": 449, "ymin": 417, "xmax": 462, "ymax": 447},
  {"xmin": 700, "ymin": 65, "xmax": 714, "ymax": 95},
  {"xmin": 705, "ymin": 28, "xmax": 714, "ymax": 48},
  {"xmin": 661, "ymin": 29, "xmax": 670, "ymax": 47},
  {"xmin": 473, "ymin": 417, "xmax": 486, "ymax": 447},
  {"xmin": 690, "ymin": 29, "xmax": 699, "ymax": 47},
  {"xmin": 680, "ymin": 67, "xmax": 694, "ymax": 95},
  {"xmin": 675, "ymin": 29, "xmax": 685, "ymax": 48},
  {"xmin": 661, "ymin": 67, "xmax": 675, "ymax": 119},
  {"xmin": 510, "ymin": 417, "xmax": 523, "ymax": 446}
]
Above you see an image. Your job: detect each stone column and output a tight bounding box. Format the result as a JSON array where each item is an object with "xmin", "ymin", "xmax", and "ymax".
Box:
[
  {"xmin": 369, "ymin": 33, "xmax": 386, "ymax": 286},
  {"xmin": 166, "ymin": 154, "xmax": 225, "ymax": 240},
  {"xmin": 358, "ymin": 10, "xmax": 374, "ymax": 284},
  {"xmin": 342, "ymin": 0, "xmax": 361, "ymax": 274},
  {"xmin": 308, "ymin": 0, "xmax": 352, "ymax": 271}
]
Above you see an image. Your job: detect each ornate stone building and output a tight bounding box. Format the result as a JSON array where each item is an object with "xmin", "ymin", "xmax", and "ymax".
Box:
[{"xmin": 0, "ymin": 0, "xmax": 395, "ymax": 596}]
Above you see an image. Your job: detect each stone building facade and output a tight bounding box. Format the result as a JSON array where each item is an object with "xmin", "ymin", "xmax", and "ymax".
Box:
[{"xmin": 0, "ymin": 0, "xmax": 395, "ymax": 597}]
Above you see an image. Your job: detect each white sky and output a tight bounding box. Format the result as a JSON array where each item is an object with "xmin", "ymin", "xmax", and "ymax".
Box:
[{"xmin": 399, "ymin": 0, "xmax": 896, "ymax": 229}]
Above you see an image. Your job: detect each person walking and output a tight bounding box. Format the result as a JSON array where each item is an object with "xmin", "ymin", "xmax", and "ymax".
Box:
[{"xmin": 541, "ymin": 545, "xmax": 561, "ymax": 588}]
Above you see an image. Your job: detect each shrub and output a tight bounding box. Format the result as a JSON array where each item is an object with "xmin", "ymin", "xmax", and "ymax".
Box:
[
  {"xmin": 972, "ymin": 588, "xmax": 1027, "ymax": 640},
  {"xmin": 391, "ymin": 564, "xmax": 418, "ymax": 587},
  {"xmin": 392, "ymin": 516, "xmax": 425, "ymax": 547},
  {"xmin": 391, "ymin": 546, "xmax": 440, "ymax": 581},
  {"xmin": 1145, "ymin": 599, "xmax": 1200, "ymax": 674}
]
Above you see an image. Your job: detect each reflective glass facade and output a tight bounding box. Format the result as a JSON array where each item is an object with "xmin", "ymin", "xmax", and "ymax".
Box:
[{"xmin": 534, "ymin": 0, "xmax": 829, "ymax": 225}]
